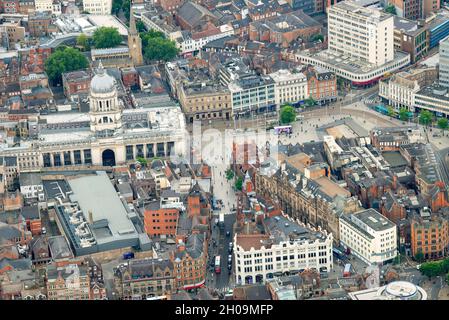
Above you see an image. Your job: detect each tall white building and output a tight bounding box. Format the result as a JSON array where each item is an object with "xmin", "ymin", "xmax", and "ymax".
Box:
[
  {"xmin": 234, "ymin": 215, "xmax": 333, "ymax": 285},
  {"xmin": 439, "ymin": 36, "xmax": 449, "ymax": 88},
  {"xmin": 82, "ymin": 0, "xmax": 112, "ymax": 15},
  {"xmin": 328, "ymin": 1, "xmax": 394, "ymax": 66},
  {"xmin": 339, "ymin": 209, "xmax": 397, "ymax": 265},
  {"xmin": 269, "ymin": 69, "xmax": 308, "ymax": 106}
]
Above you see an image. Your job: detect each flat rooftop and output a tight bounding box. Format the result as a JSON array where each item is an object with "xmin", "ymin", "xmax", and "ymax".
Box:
[
  {"xmin": 298, "ymin": 50, "xmax": 409, "ymax": 74},
  {"xmin": 331, "ymin": 1, "xmax": 391, "ymax": 21},
  {"xmin": 265, "ymin": 215, "xmax": 328, "ymax": 245},
  {"xmin": 353, "ymin": 208, "xmax": 395, "ymax": 232},
  {"xmin": 67, "ymin": 172, "xmax": 137, "ymax": 242}
]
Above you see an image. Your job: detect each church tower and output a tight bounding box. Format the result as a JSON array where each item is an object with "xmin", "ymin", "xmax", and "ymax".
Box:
[{"xmin": 128, "ymin": 5, "xmax": 144, "ymax": 66}]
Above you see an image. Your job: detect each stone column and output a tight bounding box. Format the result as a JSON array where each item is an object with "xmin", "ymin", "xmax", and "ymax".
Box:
[{"xmin": 70, "ymin": 151, "xmax": 75, "ymax": 165}]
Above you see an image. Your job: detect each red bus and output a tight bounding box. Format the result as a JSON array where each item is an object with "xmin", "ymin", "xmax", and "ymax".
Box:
[{"xmin": 215, "ymin": 256, "xmax": 221, "ymax": 274}]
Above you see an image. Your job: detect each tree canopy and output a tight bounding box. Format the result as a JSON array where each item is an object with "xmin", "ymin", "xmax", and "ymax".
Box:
[
  {"xmin": 437, "ymin": 117, "xmax": 449, "ymax": 133},
  {"xmin": 419, "ymin": 110, "xmax": 434, "ymax": 126},
  {"xmin": 44, "ymin": 47, "xmax": 89, "ymax": 86},
  {"xmin": 399, "ymin": 108, "xmax": 410, "ymax": 121},
  {"xmin": 387, "ymin": 106, "xmax": 396, "ymax": 117},
  {"xmin": 142, "ymin": 33, "xmax": 179, "ymax": 62},
  {"xmin": 225, "ymin": 169, "xmax": 234, "ymax": 181},
  {"xmin": 280, "ymin": 105, "xmax": 296, "ymax": 124},
  {"xmin": 305, "ymin": 96, "xmax": 317, "ymax": 107},
  {"xmin": 385, "ymin": 4, "xmax": 397, "ymax": 15},
  {"xmin": 311, "ymin": 34, "xmax": 324, "ymax": 42},
  {"xmin": 136, "ymin": 20, "xmax": 146, "ymax": 33},
  {"xmin": 235, "ymin": 177, "xmax": 243, "ymax": 191},
  {"xmin": 414, "ymin": 252, "xmax": 425, "ymax": 263},
  {"xmin": 92, "ymin": 27, "xmax": 122, "ymax": 49},
  {"xmin": 112, "ymin": 0, "xmax": 130, "ymax": 19},
  {"xmin": 76, "ymin": 33, "xmax": 90, "ymax": 51}
]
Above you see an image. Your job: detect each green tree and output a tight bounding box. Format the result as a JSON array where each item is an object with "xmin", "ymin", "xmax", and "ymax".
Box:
[
  {"xmin": 144, "ymin": 37, "xmax": 179, "ymax": 62},
  {"xmin": 420, "ymin": 262, "xmax": 443, "ymax": 279},
  {"xmin": 92, "ymin": 27, "xmax": 122, "ymax": 49},
  {"xmin": 136, "ymin": 157, "xmax": 147, "ymax": 166},
  {"xmin": 44, "ymin": 47, "xmax": 89, "ymax": 85},
  {"xmin": 280, "ymin": 105, "xmax": 296, "ymax": 124},
  {"xmin": 310, "ymin": 34, "xmax": 324, "ymax": 42},
  {"xmin": 437, "ymin": 117, "xmax": 449, "ymax": 135},
  {"xmin": 387, "ymin": 106, "xmax": 396, "ymax": 117},
  {"xmin": 225, "ymin": 169, "xmax": 234, "ymax": 181},
  {"xmin": 235, "ymin": 177, "xmax": 243, "ymax": 191},
  {"xmin": 76, "ymin": 33, "xmax": 90, "ymax": 51},
  {"xmin": 419, "ymin": 110, "xmax": 433, "ymax": 126},
  {"xmin": 136, "ymin": 20, "xmax": 146, "ymax": 33},
  {"xmin": 385, "ymin": 4, "xmax": 397, "ymax": 15},
  {"xmin": 305, "ymin": 96, "xmax": 317, "ymax": 107},
  {"xmin": 414, "ymin": 251, "xmax": 425, "ymax": 263},
  {"xmin": 112, "ymin": 0, "xmax": 123, "ymax": 14},
  {"xmin": 399, "ymin": 108, "xmax": 410, "ymax": 121}
]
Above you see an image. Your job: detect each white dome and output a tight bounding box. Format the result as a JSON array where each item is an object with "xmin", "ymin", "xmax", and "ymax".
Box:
[{"xmin": 90, "ymin": 61, "xmax": 115, "ymax": 94}]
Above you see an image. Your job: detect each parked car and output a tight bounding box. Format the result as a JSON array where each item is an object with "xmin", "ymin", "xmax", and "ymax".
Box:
[
  {"xmin": 227, "ymin": 264, "xmax": 232, "ymax": 270},
  {"xmin": 228, "ymin": 255, "xmax": 232, "ymax": 263},
  {"xmin": 226, "ymin": 231, "xmax": 231, "ymax": 237},
  {"xmin": 41, "ymin": 227, "xmax": 46, "ymax": 234}
]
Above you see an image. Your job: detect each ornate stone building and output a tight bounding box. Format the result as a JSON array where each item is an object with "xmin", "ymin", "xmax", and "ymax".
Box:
[{"xmin": 0, "ymin": 63, "xmax": 186, "ymax": 171}]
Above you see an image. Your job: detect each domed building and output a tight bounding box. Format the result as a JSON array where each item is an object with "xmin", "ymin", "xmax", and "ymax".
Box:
[
  {"xmin": 89, "ymin": 62, "xmax": 122, "ymax": 133},
  {"xmin": 1, "ymin": 62, "xmax": 187, "ymax": 169},
  {"xmin": 349, "ymin": 280, "xmax": 427, "ymax": 300}
]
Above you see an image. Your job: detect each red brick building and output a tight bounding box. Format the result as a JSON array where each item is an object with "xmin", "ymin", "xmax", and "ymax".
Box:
[
  {"xmin": 1, "ymin": 0, "xmax": 19, "ymax": 13},
  {"xmin": 143, "ymin": 202, "xmax": 179, "ymax": 237},
  {"xmin": 249, "ymin": 10, "xmax": 321, "ymax": 47},
  {"xmin": 121, "ymin": 67, "xmax": 138, "ymax": 88},
  {"xmin": 62, "ymin": 70, "xmax": 91, "ymax": 98},
  {"xmin": 410, "ymin": 211, "xmax": 449, "ymax": 260},
  {"xmin": 305, "ymin": 65, "xmax": 337, "ymax": 105}
]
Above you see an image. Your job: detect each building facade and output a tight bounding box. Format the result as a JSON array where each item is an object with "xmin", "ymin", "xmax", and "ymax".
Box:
[
  {"xmin": 410, "ymin": 211, "xmax": 449, "ymax": 260},
  {"xmin": 339, "ymin": 209, "xmax": 397, "ymax": 265},
  {"xmin": 229, "ymin": 74, "xmax": 276, "ymax": 117},
  {"xmin": 113, "ymin": 258, "xmax": 175, "ymax": 300},
  {"xmin": 439, "ymin": 36, "xmax": 449, "ymax": 88},
  {"xmin": 82, "ymin": 0, "xmax": 111, "ymax": 15},
  {"xmin": 46, "ymin": 264, "xmax": 90, "ymax": 300},
  {"xmin": 328, "ymin": 2, "xmax": 394, "ymax": 66},
  {"xmin": 0, "ymin": 63, "xmax": 187, "ymax": 172},
  {"xmin": 234, "ymin": 215, "xmax": 333, "ymax": 285},
  {"xmin": 269, "ymin": 69, "xmax": 308, "ymax": 106},
  {"xmin": 379, "ymin": 67, "xmax": 437, "ymax": 110},
  {"xmin": 178, "ymin": 84, "xmax": 232, "ymax": 122}
]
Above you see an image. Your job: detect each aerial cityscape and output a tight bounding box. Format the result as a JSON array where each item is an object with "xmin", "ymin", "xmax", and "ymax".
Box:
[{"xmin": 0, "ymin": 0, "xmax": 449, "ymax": 303}]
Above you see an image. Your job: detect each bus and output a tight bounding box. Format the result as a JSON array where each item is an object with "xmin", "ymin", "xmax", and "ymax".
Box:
[
  {"xmin": 274, "ymin": 125, "xmax": 292, "ymax": 135},
  {"xmin": 343, "ymin": 263, "xmax": 352, "ymax": 277},
  {"xmin": 219, "ymin": 213, "xmax": 225, "ymax": 230},
  {"xmin": 333, "ymin": 248, "xmax": 344, "ymax": 260},
  {"xmin": 215, "ymin": 256, "xmax": 221, "ymax": 274}
]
